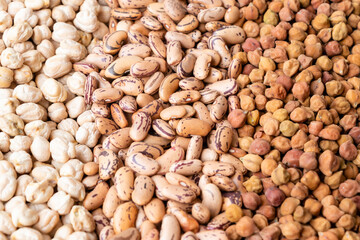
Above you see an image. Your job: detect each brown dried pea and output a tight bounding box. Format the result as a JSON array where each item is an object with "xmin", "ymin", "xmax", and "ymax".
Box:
[
  {"xmin": 316, "ymin": 56, "xmax": 333, "ymax": 71},
  {"xmin": 280, "ymin": 197, "xmax": 300, "ymax": 216},
  {"xmin": 312, "ymin": 14, "xmax": 330, "ymax": 31},
  {"xmin": 263, "ymin": 9, "xmax": 279, "ymax": 26},
  {"xmin": 310, "ymin": 217, "xmax": 331, "ymax": 232},
  {"xmin": 259, "ymin": 57, "xmax": 276, "ymax": 72},
  {"xmin": 279, "ymin": 120, "xmax": 299, "ymax": 137},
  {"xmin": 261, "ymin": 158, "xmax": 278, "ymax": 177},
  {"xmin": 243, "ymin": 175, "xmax": 263, "ymax": 193},
  {"xmin": 279, "ymin": 221, "xmax": 302, "ymax": 240},
  {"xmin": 293, "ymin": 206, "xmax": 312, "ymax": 224},
  {"xmin": 236, "ymin": 216, "xmax": 258, "ymax": 237},
  {"xmin": 300, "ymin": 170, "xmax": 320, "ymax": 190},
  {"xmin": 322, "ymin": 205, "xmax": 344, "ymax": 223},
  {"xmin": 332, "ymin": 22, "xmax": 348, "ymax": 41},
  {"xmin": 225, "ymin": 204, "xmax": 243, "ymax": 222},
  {"xmin": 271, "ymin": 164, "xmax": 290, "ymax": 186}
]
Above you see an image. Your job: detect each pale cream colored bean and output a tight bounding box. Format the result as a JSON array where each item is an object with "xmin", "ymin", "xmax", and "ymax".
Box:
[
  {"xmin": 176, "ymin": 118, "xmax": 212, "ymax": 137},
  {"xmin": 156, "ymin": 146, "xmax": 185, "ymax": 175},
  {"xmin": 114, "ymin": 166, "xmax": 134, "ymax": 201},
  {"xmin": 127, "ymin": 153, "xmax": 159, "ymax": 176},
  {"xmin": 169, "ymin": 90, "xmax": 201, "ymax": 105},
  {"xmin": 167, "ymin": 40, "xmax": 183, "ymax": 66},
  {"xmin": 160, "ymin": 214, "xmax": 181, "ymax": 240},
  {"xmin": 113, "ymin": 202, "xmax": 138, "ymax": 234},
  {"xmin": 144, "ymin": 198, "xmax": 166, "ymax": 224},
  {"xmin": 152, "ymin": 119, "xmax": 176, "ymax": 140},
  {"xmin": 201, "ymin": 183, "xmax": 222, "ymax": 217},
  {"xmin": 169, "ymin": 159, "xmax": 203, "ymax": 175},
  {"xmin": 144, "ymin": 72, "xmax": 164, "ymax": 95}
]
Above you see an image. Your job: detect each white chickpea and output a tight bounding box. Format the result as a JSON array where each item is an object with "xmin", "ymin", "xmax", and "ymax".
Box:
[
  {"xmin": 30, "ymin": 136, "xmax": 50, "ymax": 162},
  {"xmin": 0, "ymin": 89, "xmax": 13, "ymax": 99},
  {"xmin": 7, "ymin": 2, "xmax": 25, "ymax": 18},
  {"xmin": 0, "ymin": 210, "xmax": 16, "ymax": 235},
  {"xmin": 75, "ymin": 144, "xmax": 93, "ymax": 163},
  {"xmin": 52, "ymin": 5, "xmax": 76, "ymax": 22},
  {"xmin": 0, "ymin": 47, "xmax": 24, "ymax": 69},
  {"xmin": 0, "ymin": 132, "xmax": 10, "ymax": 153},
  {"xmin": 98, "ymin": 6, "xmax": 111, "ymax": 23},
  {"xmin": 62, "ymin": 0, "xmax": 84, "ymax": 11},
  {"xmin": 13, "ymin": 84, "xmax": 43, "ymax": 103},
  {"xmin": 34, "ymin": 208, "xmax": 60, "ymax": 234},
  {"xmin": 0, "ymin": 97, "xmax": 19, "ymax": 116},
  {"xmin": 92, "ymin": 22, "xmax": 108, "ymax": 40},
  {"xmin": 0, "ymin": 160, "xmax": 17, "ymax": 201},
  {"xmin": 14, "ymin": 8, "xmax": 39, "ymax": 27},
  {"xmin": 43, "ymin": 54, "xmax": 72, "ymax": 78},
  {"xmin": 16, "ymin": 103, "xmax": 48, "ymax": 123},
  {"xmin": 69, "ymin": 205, "xmax": 95, "ymax": 232},
  {"xmin": 28, "ymin": 203, "xmax": 48, "ymax": 212},
  {"xmin": 75, "ymin": 122, "xmax": 100, "ymax": 148},
  {"xmin": 50, "ymin": 129, "xmax": 75, "ymax": 143},
  {"xmin": 9, "ymin": 150, "xmax": 33, "ymax": 174},
  {"xmin": 52, "ymin": 22, "xmax": 80, "ymax": 42},
  {"xmin": 0, "ymin": 39, "xmax": 5, "ymax": 55},
  {"xmin": 50, "ymin": 137, "xmax": 76, "ymax": 163},
  {"xmin": 66, "ymin": 96, "xmax": 86, "ymax": 119},
  {"xmin": 9, "ymin": 136, "xmax": 31, "ymax": 152},
  {"xmin": 25, "ymin": 180, "xmax": 54, "ymax": 203},
  {"xmin": 3, "ymin": 22, "xmax": 33, "ymax": 47},
  {"xmin": 57, "ymin": 177, "xmax": 85, "ymax": 201},
  {"xmin": 14, "ymin": 65, "xmax": 33, "ymax": 84},
  {"xmin": 22, "ymin": 49, "xmax": 45, "ymax": 72},
  {"xmin": 77, "ymin": 110, "xmax": 95, "ymax": 126},
  {"xmin": 13, "ymin": 41, "xmax": 35, "ymax": 54},
  {"xmin": 68, "ymin": 231, "xmax": 97, "ymax": 240},
  {"xmin": 31, "ymin": 165, "xmax": 59, "ymax": 187},
  {"xmin": 0, "ymin": 113, "xmax": 25, "ymax": 136},
  {"xmin": 34, "ymin": 9, "xmax": 54, "ymax": 27},
  {"xmin": 48, "ymin": 103, "xmax": 68, "ymax": 123},
  {"xmin": 11, "ymin": 204, "xmax": 39, "ymax": 227},
  {"xmin": 73, "ymin": 10, "xmax": 99, "ymax": 33},
  {"xmin": 25, "ymin": 0, "xmax": 50, "ymax": 10},
  {"xmin": 15, "ymin": 174, "xmax": 34, "ymax": 196},
  {"xmin": 0, "ymin": 0, "xmax": 7, "ymax": 11},
  {"xmin": 60, "ymin": 159, "xmax": 84, "ymax": 181},
  {"xmin": 58, "ymin": 118, "xmax": 79, "ymax": 136},
  {"xmin": 80, "ymin": 0, "xmax": 100, "ymax": 14},
  {"xmin": 32, "ymin": 25, "xmax": 52, "ymax": 45},
  {"xmin": 37, "ymin": 39, "xmax": 55, "ymax": 59},
  {"xmin": 36, "ymin": 75, "xmax": 68, "ymax": 103},
  {"xmin": 53, "ymin": 224, "xmax": 74, "ymax": 240},
  {"xmin": 51, "ymin": 159, "xmax": 64, "ymax": 171},
  {"xmin": 56, "ymin": 39, "xmax": 87, "ymax": 62},
  {"xmin": 24, "ymin": 120, "xmax": 52, "ymax": 139},
  {"xmin": 0, "ymin": 67, "xmax": 13, "ymax": 88},
  {"xmin": 66, "ymin": 72, "xmax": 86, "ymax": 96},
  {"xmin": 10, "ymin": 227, "xmax": 43, "ymax": 240},
  {"xmin": 0, "ymin": 10, "xmax": 12, "ymax": 32},
  {"xmin": 5, "ymin": 196, "xmax": 26, "ymax": 214}
]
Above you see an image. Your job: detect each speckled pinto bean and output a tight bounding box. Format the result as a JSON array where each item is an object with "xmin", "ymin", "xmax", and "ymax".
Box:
[{"xmin": 56, "ymin": 0, "xmax": 360, "ymax": 238}]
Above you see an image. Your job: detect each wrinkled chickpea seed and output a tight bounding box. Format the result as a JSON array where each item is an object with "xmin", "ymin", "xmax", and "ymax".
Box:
[
  {"xmin": 0, "ymin": 0, "xmax": 110, "ymax": 239},
  {"xmin": 1, "ymin": 0, "xmax": 360, "ymax": 240}
]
